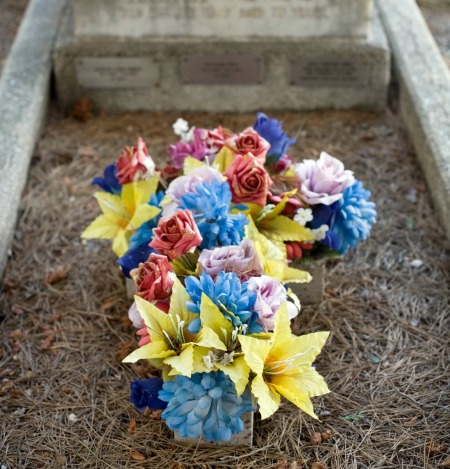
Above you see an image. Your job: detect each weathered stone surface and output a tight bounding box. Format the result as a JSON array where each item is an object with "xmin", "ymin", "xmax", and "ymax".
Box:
[
  {"xmin": 0, "ymin": 0, "xmax": 68, "ymax": 278},
  {"xmin": 54, "ymin": 6, "xmax": 389, "ymax": 113},
  {"xmin": 377, "ymin": 0, "xmax": 450, "ymax": 242},
  {"xmin": 290, "ymin": 261, "xmax": 325, "ymax": 306},
  {"xmin": 72, "ymin": 0, "xmax": 372, "ymax": 39}
]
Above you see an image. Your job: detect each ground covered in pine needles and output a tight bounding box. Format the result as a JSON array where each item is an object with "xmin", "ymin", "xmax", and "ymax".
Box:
[{"xmin": 0, "ymin": 108, "xmax": 449, "ymax": 469}]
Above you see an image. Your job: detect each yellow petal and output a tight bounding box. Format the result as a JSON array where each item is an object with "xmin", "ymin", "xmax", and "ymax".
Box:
[
  {"xmin": 134, "ymin": 295, "xmax": 174, "ymax": 340},
  {"xmin": 164, "ymin": 344, "xmax": 194, "ymax": 377},
  {"xmin": 81, "ymin": 214, "xmax": 120, "ymax": 239},
  {"xmin": 286, "ymin": 288, "xmax": 301, "ymax": 312},
  {"xmin": 192, "ymin": 346, "xmax": 214, "ymax": 374},
  {"xmin": 213, "ymin": 146, "xmax": 235, "ymax": 173},
  {"xmin": 122, "ymin": 340, "xmax": 174, "ymax": 363},
  {"xmin": 195, "ymin": 326, "xmax": 227, "ymax": 351},
  {"xmin": 183, "ymin": 156, "xmax": 205, "ymax": 175},
  {"xmin": 238, "ymin": 334, "xmax": 272, "ymax": 376},
  {"xmin": 199, "ymin": 294, "xmax": 233, "ymax": 336},
  {"xmin": 94, "ymin": 192, "xmax": 127, "ymax": 222},
  {"xmin": 272, "ymin": 302, "xmax": 293, "ymax": 348},
  {"xmin": 271, "ymin": 368, "xmax": 330, "ymax": 419},
  {"xmin": 128, "ymin": 204, "xmax": 160, "ymax": 230},
  {"xmin": 216, "ymin": 356, "xmax": 250, "ymax": 397},
  {"xmin": 272, "ymin": 331, "xmax": 330, "ymax": 368},
  {"xmin": 251, "ymin": 375, "xmax": 280, "ymax": 420},
  {"xmin": 261, "ymin": 190, "xmax": 298, "ymax": 221},
  {"xmin": 169, "ymin": 278, "xmax": 196, "ymax": 325},
  {"xmin": 112, "ymin": 229, "xmax": 130, "ymax": 257},
  {"xmin": 282, "ymin": 265, "xmax": 312, "ymax": 284},
  {"xmin": 258, "ymin": 215, "xmax": 315, "ymax": 242}
]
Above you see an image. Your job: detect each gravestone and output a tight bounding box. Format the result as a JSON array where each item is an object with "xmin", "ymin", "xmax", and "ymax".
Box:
[{"xmin": 54, "ymin": 0, "xmax": 390, "ymax": 112}]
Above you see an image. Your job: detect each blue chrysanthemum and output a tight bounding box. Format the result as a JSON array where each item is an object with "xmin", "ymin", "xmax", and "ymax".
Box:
[
  {"xmin": 179, "ymin": 179, "xmax": 248, "ymax": 249},
  {"xmin": 130, "ymin": 378, "xmax": 167, "ymax": 412},
  {"xmin": 185, "ymin": 272, "xmax": 262, "ymax": 334},
  {"xmin": 128, "ymin": 190, "xmax": 165, "ymax": 250},
  {"xmin": 159, "ymin": 372, "xmax": 254, "ymax": 443},
  {"xmin": 253, "ymin": 112, "xmax": 296, "ymax": 162},
  {"xmin": 314, "ymin": 181, "xmax": 376, "ymax": 254},
  {"xmin": 92, "ymin": 163, "xmax": 121, "ymax": 194}
]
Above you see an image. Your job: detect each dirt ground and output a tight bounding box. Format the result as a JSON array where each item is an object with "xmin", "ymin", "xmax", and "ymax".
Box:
[
  {"xmin": 0, "ymin": 0, "xmax": 29, "ymax": 74},
  {"xmin": 421, "ymin": 4, "xmax": 450, "ymax": 68},
  {"xmin": 0, "ymin": 106, "xmax": 448, "ymax": 468}
]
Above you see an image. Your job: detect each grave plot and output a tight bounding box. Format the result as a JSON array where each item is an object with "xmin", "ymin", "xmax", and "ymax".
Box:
[{"xmin": 0, "ymin": 109, "xmax": 449, "ymax": 468}]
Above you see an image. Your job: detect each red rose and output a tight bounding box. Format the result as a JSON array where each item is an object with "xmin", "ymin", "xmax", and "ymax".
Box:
[
  {"xmin": 150, "ymin": 209, "xmax": 202, "ymax": 260},
  {"xmin": 130, "ymin": 253, "xmax": 175, "ymax": 302},
  {"xmin": 226, "ymin": 127, "xmax": 270, "ymax": 164},
  {"xmin": 224, "ymin": 154, "xmax": 273, "ymax": 207},
  {"xmin": 116, "ymin": 137, "xmax": 155, "ymax": 184}
]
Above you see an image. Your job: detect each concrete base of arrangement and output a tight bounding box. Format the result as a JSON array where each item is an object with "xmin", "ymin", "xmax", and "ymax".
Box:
[
  {"xmin": 378, "ymin": 0, "xmax": 450, "ymax": 242},
  {"xmin": 0, "ymin": 0, "xmax": 68, "ymax": 278},
  {"xmin": 53, "ymin": 5, "xmax": 390, "ymax": 113}
]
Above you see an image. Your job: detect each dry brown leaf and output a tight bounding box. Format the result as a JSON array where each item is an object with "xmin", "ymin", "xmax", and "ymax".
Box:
[
  {"xmin": 10, "ymin": 389, "xmax": 24, "ymax": 398},
  {"xmin": 403, "ymin": 416, "xmax": 418, "ymax": 427},
  {"xmin": 9, "ymin": 328, "xmax": 23, "ymax": 339},
  {"xmin": 40, "ymin": 334, "xmax": 56, "ymax": 351},
  {"xmin": 426, "ymin": 440, "xmax": 448, "ymax": 455},
  {"xmin": 100, "ymin": 298, "xmax": 118, "ymax": 311},
  {"xmin": 70, "ymin": 97, "xmax": 94, "ymax": 122},
  {"xmin": 274, "ymin": 461, "xmax": 289, "ymax": 469},
  {"xmin": 310, "ymin": 432, "xmax": 322, "ymax": 445},
  {"xmin": 46, "ymin": 266, "xmax": 68, "ymax": 285},
  {"xmin": 63, "ymin": 176, "xmax": 75, "ymax": 194},
  {"xmin": 127, "ymin": 419, "xmax": 137, "ymax": 434},
  {"xmin": 55, "ymin": 454, "xmax": 66, "ymax": 465},
  {"xmin": 439, "ymin": 457, "xmax": 450, "ymax": 467},
  {"xmin": 129, "ymin": 450, "xmax": 146, "ymax": 461},
  {"xmin": 311, "ymin": 463, "xmax": 327, "ymax": 469},
  {"xmin": 11, "ymin": 304, "xmax": 24, "ymax": 315},
  {"xmin": 321, "ymin": 430, "xmax": 334, "ymax": 441}
]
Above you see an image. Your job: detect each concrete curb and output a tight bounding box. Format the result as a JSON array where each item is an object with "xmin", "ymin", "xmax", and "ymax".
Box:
[
  {"xmin": 377, "ymin": 0, "xmax": 450, "ymax": 241},
  {"xmin": 0, "ymin": 0, "xmax": 68, "ymax": 277}
]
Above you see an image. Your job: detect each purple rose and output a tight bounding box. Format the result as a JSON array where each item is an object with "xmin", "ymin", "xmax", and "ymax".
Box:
[
  {"xmin": 162, "ymin": 166, "xmax": 225, "ymax": 216},
  {"xmin": 253, "ymin": 112, "xmax": 296, "ymax": 161},
  {"xmin": 169, "ymin": 128, "xmax": 210, "ymax": 169},
  {"xmin": 246, "ymin": 275, "xmax": 299, "ymax": 331},
  {"xmin": 294, "ymin": 151, "xmax": 355, "ymax": 205},
  {"xmin": 198, "ymin": 239, "xmax": 263, "ymax": 280}
]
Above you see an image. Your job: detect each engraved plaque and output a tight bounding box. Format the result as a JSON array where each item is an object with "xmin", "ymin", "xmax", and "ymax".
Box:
[
  {"xmin": 75, "ymin": 57, "xmax": 159, "ymax": 89},
  {"xmin": 181, "ymin": 56, "xmax": 263, "ymax": 85},
  {"xmin": 290, "ymin": 57, "xmax": 371, "ymax": 88}
]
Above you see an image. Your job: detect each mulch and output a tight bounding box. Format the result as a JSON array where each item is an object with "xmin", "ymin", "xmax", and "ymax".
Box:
[{"xmin": 0, "ymin": 106, "xmax": 449, "ymax": 468}]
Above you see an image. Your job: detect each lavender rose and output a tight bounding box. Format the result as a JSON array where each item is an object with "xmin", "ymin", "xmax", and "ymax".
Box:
[
  {"xmin": 162, "ymin": 166, "xmax": 225, "ymax": 216},
  {"xmin": 246, "ymin": 275, "xmax": 299, "ymax": 331},
  {"xmin": 294, "ymin": 151, "xmax": 355, "ymax": 205},
  {"xmin": 198, "ymin": 239, "xmax": 263, "ymax": 280}
]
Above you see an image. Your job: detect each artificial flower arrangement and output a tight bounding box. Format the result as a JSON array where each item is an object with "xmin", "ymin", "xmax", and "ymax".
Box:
[{"xmin": 81, "ymin": 113, "xmax": 376, "ymax": 443}]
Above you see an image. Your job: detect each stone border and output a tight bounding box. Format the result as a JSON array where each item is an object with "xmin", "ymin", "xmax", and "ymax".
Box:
[
  {"xmin": 0, "ymin": 0, "xmax": 68, "ymax": 277},
  {"xmin": 377, "ymin": 0, "xmax": 450, "ymax": 242}
]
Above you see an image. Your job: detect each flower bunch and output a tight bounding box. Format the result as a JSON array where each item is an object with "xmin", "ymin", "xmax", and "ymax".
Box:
[{"xmin": 81, "ymin": 113, "xmax": 377, "ymax": 443}]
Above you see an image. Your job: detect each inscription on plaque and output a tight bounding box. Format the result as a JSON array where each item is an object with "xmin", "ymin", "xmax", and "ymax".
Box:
[
  {"xmin": 75, "ymin": 57, "xmax": 159, "ymax": 89},
  {"xmin": 181, "ymin": 56, "xmax": 263, "ymax": 85},
  {"xmin": 290, "ymin": 57, "xmax": 371, "ymax": 88}
]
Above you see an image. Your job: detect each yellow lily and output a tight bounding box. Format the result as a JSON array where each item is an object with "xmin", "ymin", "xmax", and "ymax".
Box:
[
  {"xmin": 123, "ymin": 280, "xmax": 229, "ymax": 378},
  {"xmin": 190, "ymin": 294, "xmax": 250, "ymax": 396},
  {"xmin": 81, "ymin": 174, "xmax": 161, "ymax": 257},
  {"xmin": 245, "ymin": 218, "xmax": 312, "ymax": 285},
  {"xmin": 239, "ymin": 302, "xmax": 330, "ymax": 419}
]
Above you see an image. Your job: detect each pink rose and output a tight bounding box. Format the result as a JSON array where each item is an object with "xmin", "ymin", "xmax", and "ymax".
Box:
[
  {"xmin": 206, "ymin": 126, "xmax": 234, "ymax": 155},
  {"xmin": 150, "ymin": 209, "xmax": 202, "ymax": 260},
  {"xmin": 294, "ymin": 151, "xmax": 355, "ymax": 205},
  {"xmin": 267, "ymin": 192, "xmax": 303, "ymax": 217},
  {"xmin": 224, "ymin": 154, "xmax": 273, "ymax": 207},
  {"xmin": 130, "ymin": 253, "xmax": 176, "ymax": 303},
  {"xmin": 247, "ymin": 275, "xmax": 299, "ymax": 332},
  {"xmin": 198, "ymin": 239, "xmax": 263, "ymax": 280},
  {"xmin": 226, "ymin": 127, "xmax": 270, "ymax": 164},
  {"xmin": 116, "ymin": 137, "xmax": 155, "ymax": 184}
]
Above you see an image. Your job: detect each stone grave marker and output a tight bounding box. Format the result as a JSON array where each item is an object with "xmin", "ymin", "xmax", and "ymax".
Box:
[{"xmin": 54, "ymin": 0, "xmax": 390, "ymax": 112}]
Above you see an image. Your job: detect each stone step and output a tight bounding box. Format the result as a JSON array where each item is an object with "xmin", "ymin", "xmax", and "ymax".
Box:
[{"xmin": 72, "ymin": 0, "xmax": 373, "ymax": 40}]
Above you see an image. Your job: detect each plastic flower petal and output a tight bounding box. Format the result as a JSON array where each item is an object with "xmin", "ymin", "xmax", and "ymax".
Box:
[
  {"xmin": 81, "ymin": 175, "xmax": 161, "ymax": 257},
  {"xmin": 130, "ymin": 378, "xmax": 167, "ymax": 411},
  {"xmin": 158, "ymin": 371, "xmax": 254, "ymax": 443},
  {"xmin": 239, "ymin": 302, "xmax": 330, "ymax": 420},
  {"xmin": 92, "ymin": 163, "xmax": 121, "ymax": 194}
]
